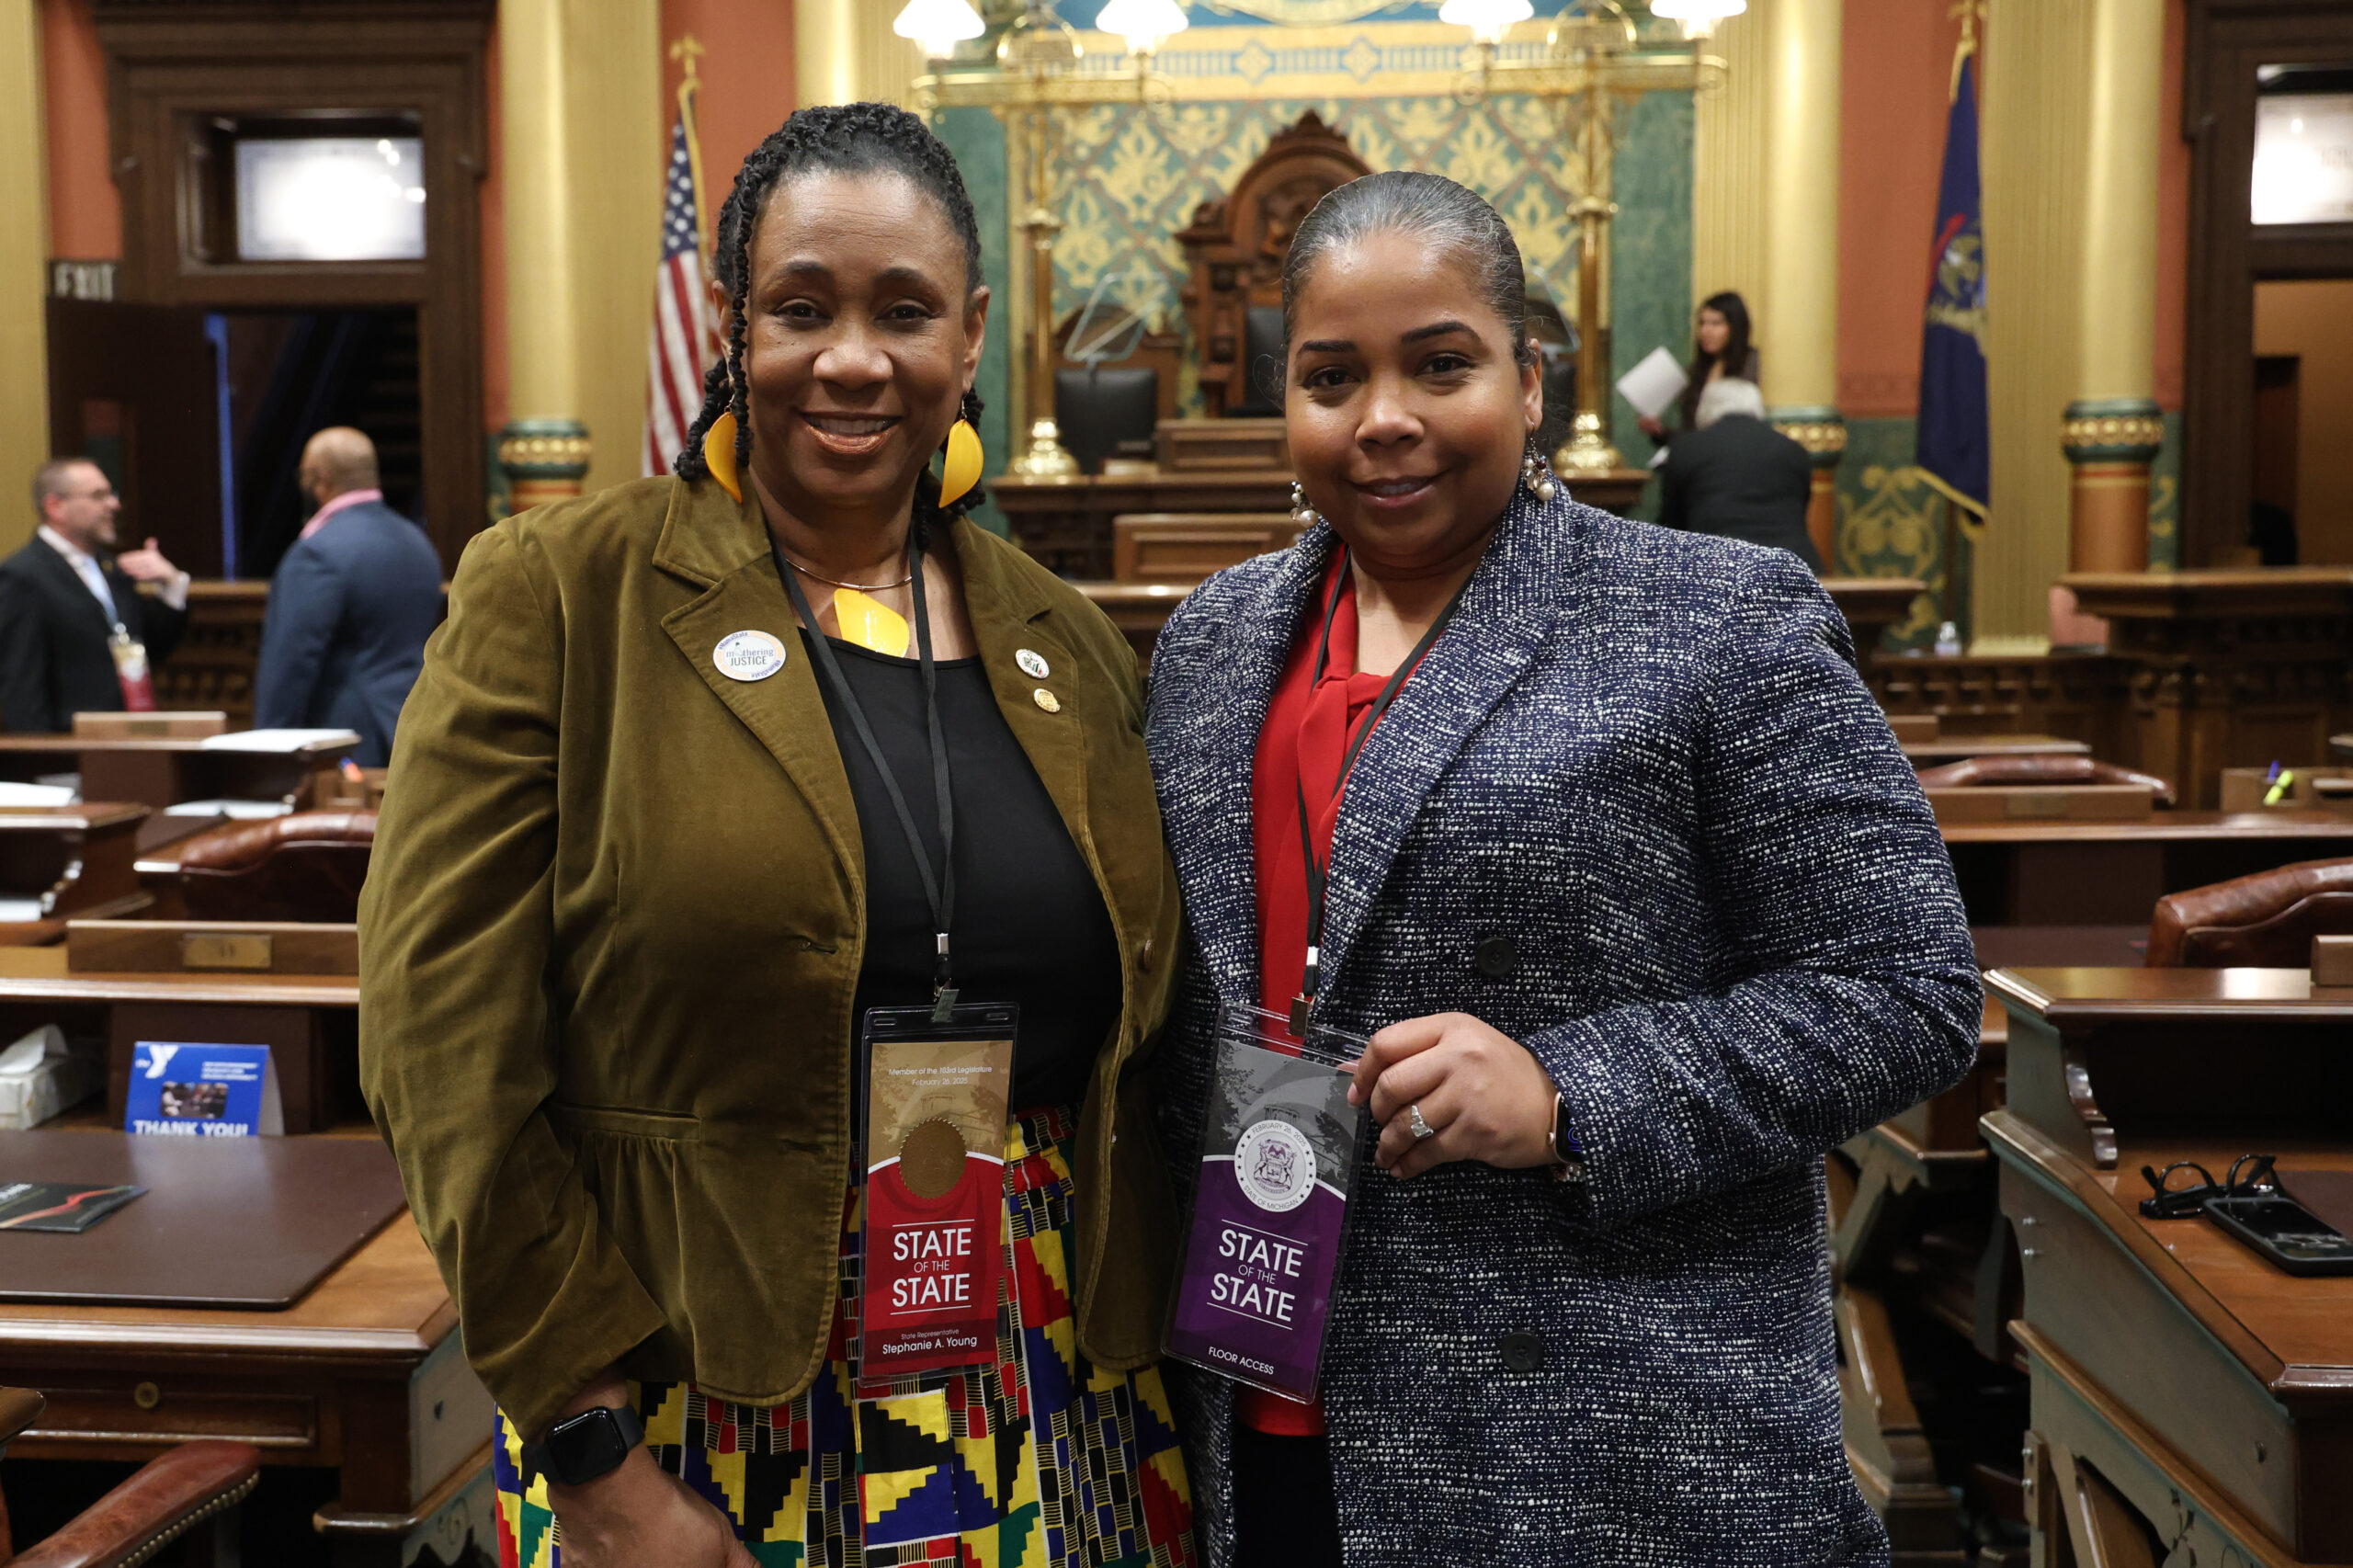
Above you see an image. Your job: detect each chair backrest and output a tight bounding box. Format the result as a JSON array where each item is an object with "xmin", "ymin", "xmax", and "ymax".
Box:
[
  {"xmin": 2146, "ymin": 857, "xmax": 2353, "ymax": 967},
  {"xmin": 177, "ymin": 810, "xmax": 377, "ymax": 924},
  {"xmin": 1112, "ymin": 513, "xmax": 1302, "ymax": 585},
  {"xmin": 1055, "ymin": 366, "xmax": 1162, "ymax": 474},
  {"xmin": 1176, "ymin": 109, "xmax": 1371, "ymax": 418},
  {"xmin": 1914, "ymin": 754, "xmax": 2175, "ymax": 807}
]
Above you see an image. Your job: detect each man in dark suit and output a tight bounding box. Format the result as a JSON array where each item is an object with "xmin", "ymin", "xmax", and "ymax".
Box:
[
  {"xmin": 253, "ymin": 428, "xmax": 444, "ymax": 766},
  {"xmin": 0, "ymin": 458, "xmax": 191, "ymax": 732},
  {"xmin": 1654, "ymin": 377, "xmax": 1824, "ymax": 573}
]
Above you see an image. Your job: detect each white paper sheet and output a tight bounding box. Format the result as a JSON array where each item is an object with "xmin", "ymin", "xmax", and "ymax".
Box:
[
  {"xmin": 198, "ymin": 728, "xmax": 362, "ymax": 754},
  {"xmin": 0, "ymin": 784, "xmax": 76, "ymax": 807},
  {"xmin": 1615, "ymin": 346, "xmax": 1691, "ymax": 421},
  {"xmin": 165, "ymin": 799, "xmax": 295, "ymax": 819}
]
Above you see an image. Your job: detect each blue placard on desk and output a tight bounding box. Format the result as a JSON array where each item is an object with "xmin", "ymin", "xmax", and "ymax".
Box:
[{"xmin": 125, "ymin": 1043, "xmax": 283, "ymax": 1137}]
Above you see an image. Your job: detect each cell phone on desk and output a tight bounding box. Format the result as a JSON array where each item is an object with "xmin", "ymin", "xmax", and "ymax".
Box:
[{"xmin": 2204, "ymin": 1192, "xmax": 2353, "ymax": 1276}]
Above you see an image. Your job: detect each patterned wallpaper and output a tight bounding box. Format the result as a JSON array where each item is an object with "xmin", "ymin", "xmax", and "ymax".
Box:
[{"xmin": 935, "ymin": 17, "xmax": 1697, "ymax": 529}]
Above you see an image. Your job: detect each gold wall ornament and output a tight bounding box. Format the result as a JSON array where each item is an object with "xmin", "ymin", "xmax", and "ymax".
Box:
[
  {"xmin": 1438, "ymin": 0, "xmax": 1724, "ymax": 476},
  {"xmin": 914, "ymin": 2, "xmax": 1181, "ymax": 482}
]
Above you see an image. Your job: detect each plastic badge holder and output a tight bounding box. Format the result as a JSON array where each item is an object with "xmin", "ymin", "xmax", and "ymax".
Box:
[
  {"xmin": 858, "ymin": 1002, "xmax": 1019, "ymax": 1381},
  {"xmin": 1165, "ymin": 1004, "xmax": 1369, "ymax": 1404}
]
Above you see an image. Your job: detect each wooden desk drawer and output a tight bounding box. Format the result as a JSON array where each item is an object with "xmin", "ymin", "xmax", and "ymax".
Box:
[
  {"xmin": 1995, "ymin": 1156, "xmax": 2309, "ymax": 1553},
  {"xmin": 21, "ymin": 1377, "xmax": 318, "ymax": 1450}
]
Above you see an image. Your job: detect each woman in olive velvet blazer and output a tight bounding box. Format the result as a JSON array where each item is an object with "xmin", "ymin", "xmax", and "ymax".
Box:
[{"xmin": 358, "ymin": 106, "xmax": 1190, "ymax": 1568}]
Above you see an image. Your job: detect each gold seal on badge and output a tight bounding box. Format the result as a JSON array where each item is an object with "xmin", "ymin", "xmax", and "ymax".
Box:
[
  {"xmin": 899, "ymin": 1118, "xmax": 969, "ymax": 1199},
  {"xmin": 1033, "ymin": 687, "xmax": 1061, "ymax": 713}
]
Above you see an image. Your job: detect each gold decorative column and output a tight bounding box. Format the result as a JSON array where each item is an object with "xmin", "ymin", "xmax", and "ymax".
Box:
[
  {"xmin": 2063, "ymin": 0, "xmax": 2165, "ymax": 574},
  {"xmin": 1759, "ymin": 0, "xmax": 1845, "ymax": 568},
  {"xmin": 0, "ymin": 0, "xmax": 48, "ymax": 553},
  {"xmin": 794, "ymin": 0, "xmax": 923, "ymax": 108},
  {"xmin": 498, "ymin": 0, "xmax": 663, "ymax": 510},
  {"xmin": 1976, "ymin": 0, "xmax": 2093, "ymax": 651},
  {"xmin": 1692, "ymin": 5, "xmax": 1767, "ymax": 318}
]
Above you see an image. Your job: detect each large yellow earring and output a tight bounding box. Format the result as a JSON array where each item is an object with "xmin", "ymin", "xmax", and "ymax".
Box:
[
  {"xmin": 703, "ymin": 411, "xmax": 742, "ymax": 502},
  {"xmin": 939, "ymin": 418, "xmax": 983, "ymax": 507}
]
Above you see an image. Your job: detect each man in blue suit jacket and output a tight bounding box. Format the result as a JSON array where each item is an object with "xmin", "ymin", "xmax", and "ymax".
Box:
[{"xmin": 253, "ymin": 428, "xmax": 444, "ymax": 765}]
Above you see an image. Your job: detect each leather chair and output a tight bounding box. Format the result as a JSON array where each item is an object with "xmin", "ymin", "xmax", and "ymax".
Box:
[
  {"xmin": 1914, "ymin": 754, "xmax": 2176, "ymax": 807},
  {"xmin": 176, "ymin": 810, "xmax": 376, "ymax": 924},
  {"xmin": 0, "ymin": 1387, "xmax": 258, "ymax": 1568},
  {"xmin": 2145, "ymin": 857, "xmax": 2353, "ymax": 967}
]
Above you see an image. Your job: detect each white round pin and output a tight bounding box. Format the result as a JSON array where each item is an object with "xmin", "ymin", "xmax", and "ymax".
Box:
[
  {"xmin": 1016, "ymin": 648, "xmax": 1051, "ymax": 679},
  {"xmin": 713, "ymin": 630, "xmax": 788, "ymax": 682}
]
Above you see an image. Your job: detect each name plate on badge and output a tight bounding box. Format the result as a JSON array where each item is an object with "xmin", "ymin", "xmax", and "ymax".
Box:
[
  {"xmin": 858, "ymin": 1003, "xmax": 1017, "ymax": 1381},
  {"xmin": 124, "ymin": 1042, "xmax": 283, "ymax": 1137},
  {"xmin": 1165, "ymin": 1006, "xmax": 1368, "ymax": 1405}
]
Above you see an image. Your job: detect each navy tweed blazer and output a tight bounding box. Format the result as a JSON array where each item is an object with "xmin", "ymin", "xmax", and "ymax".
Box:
[{"xmin": 1144, "ymin": 490, "xmax": 1980, "ymax": 1567}]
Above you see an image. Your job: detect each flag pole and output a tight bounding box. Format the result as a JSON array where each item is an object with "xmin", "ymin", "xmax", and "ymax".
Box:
[{"xmin": 670, "ymin": 35, "xmax": 711, "ymax": 266}]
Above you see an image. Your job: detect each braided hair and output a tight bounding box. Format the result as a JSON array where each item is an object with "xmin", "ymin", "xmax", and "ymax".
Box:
[{"xmin": 675, "ymin": 102, "xmax": 987, "ymax": 514}]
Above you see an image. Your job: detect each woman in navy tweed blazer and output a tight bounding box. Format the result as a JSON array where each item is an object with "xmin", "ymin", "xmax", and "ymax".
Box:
[{"xmin": 1145, "ymin": 172, "xmax": 1980, "ymax": 1567}]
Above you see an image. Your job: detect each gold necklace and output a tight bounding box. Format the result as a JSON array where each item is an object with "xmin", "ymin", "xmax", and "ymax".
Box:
[{"xmin": 781, "ymin": 550, "xmax": 915, "ymax": 593}]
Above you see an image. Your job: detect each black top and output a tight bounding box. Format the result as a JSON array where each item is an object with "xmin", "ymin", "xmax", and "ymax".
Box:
[
  {"xmin": 803, "ymin": 631, "xmax": 1122, "ymax": 1111},
  {"xmin": 1654, "ymin": 415, "xmax": 1824, "ymax": 573}
]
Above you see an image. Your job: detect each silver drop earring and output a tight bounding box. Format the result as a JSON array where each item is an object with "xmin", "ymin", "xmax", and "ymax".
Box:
[
  {"xmin": 1290, "ymin": 481, "xmax": 1322, "ymax": 528},
  {"xmin": 1522, "ymin": 444, "xmax": 1559, "ymax": 504}
]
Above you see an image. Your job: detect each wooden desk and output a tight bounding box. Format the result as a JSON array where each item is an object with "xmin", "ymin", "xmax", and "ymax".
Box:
[
  {"xmin": 0, "ymin": 946, "xmax": 359, "ymax": 1135},
  {"xmin": 1943, "ymin": 810, "xmax": 2353, "ymax": 925},
  {"xmin": 2062, "ymin": 568, "xmax": 2353, "ymax": 809},
  {"xmin": 1902, "ymin": 734, "xmax": 2094, "ymax": 765},
  {"xmin": 996, "ymin": 472, "xmax": 1295, "ymax": 577},
  {"xmin": 0, "ymin": 734, "xmax": 354, "ymax": 816},
  {"xmin": 0, "ymin": 805, "xmax": 151, "ymax": 929},
  {"xmin": 0, "ymin": 1187, "xmax": 492, "ymax": 1566},
  {"xmin": 1835, "ymin": 927, "xmax": 2145, "ymax": 1566},
  {"xmin": 1984, "ymin": 967, "xmax": 2353, "ymax": 1566}
]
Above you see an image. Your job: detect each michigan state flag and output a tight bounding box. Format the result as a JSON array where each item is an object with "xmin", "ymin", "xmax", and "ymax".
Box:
[{"xmin": 1917, "ymin": 53, "xmax": 1989, "ymax": 521}]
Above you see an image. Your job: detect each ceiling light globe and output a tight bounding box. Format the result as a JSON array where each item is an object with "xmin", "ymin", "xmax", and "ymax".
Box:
[{"xmin": 892, "ymin": 0, "xmax": 986, "ymax": 60}]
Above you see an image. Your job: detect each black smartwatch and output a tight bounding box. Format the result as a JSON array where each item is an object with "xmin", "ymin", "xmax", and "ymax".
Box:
[
  {"xmin": 1550, "ymin": 1092, "xmax": 1587, "ymax": 1185},
  {"xmin": 522, "ymin": 1403, "xmax": 644, "ymax": 1487}
]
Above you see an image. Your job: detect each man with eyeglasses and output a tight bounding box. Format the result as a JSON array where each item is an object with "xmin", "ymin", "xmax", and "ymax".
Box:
[{"xmin": 0, "ymin": 457, "xmax": 190, "ymax": 733}]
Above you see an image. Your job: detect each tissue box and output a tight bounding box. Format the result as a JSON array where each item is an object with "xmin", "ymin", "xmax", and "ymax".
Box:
[{"xmin": 0, "ymin": 1027, "xmax": 103, "ymax": 1130}]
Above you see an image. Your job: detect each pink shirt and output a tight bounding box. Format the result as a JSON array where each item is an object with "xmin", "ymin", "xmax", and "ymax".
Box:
[{"xmin": 300, "ymin": 487, "xmax": 384, "ymax": 541}]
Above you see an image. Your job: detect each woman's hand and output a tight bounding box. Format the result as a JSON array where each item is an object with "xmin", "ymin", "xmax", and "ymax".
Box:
[
  {"xmin": 1346, "ymin": 1012, "xmax": 1560, "ymax": 1180},
  {"xmin": 1637, "ymin": 415, "xmax": 1666, "ymax": 439},
  {"xmin": 549, "ymin": 1452, "xmax": 755, "ymax": 1568},
  {"xmin": 540, "ymin": 1371, "xmax": 753, "ymax": 1568}
]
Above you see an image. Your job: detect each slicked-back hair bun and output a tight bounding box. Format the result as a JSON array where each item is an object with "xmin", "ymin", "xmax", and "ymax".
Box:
[
  {"xmin": 1279, "ymin": 169, "xmax": 1540, "ymax": 401},
  {"xmin": 675, "ymin": 101, "xmax": 986, "ymax": 517}
]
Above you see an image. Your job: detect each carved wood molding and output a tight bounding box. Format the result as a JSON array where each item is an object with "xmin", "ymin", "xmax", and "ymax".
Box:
[{"xmin": 92, "ymin": 0, "xmax": 493, "ymax": 572}]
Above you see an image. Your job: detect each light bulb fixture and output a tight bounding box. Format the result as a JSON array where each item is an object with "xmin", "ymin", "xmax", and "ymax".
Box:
[
  {"xmin": 1648, "ymin": 0, "xmax": 1745, "ymax": 40},
  {"xmin": 1097, "ymin": 0, "xmax": 1188, "ymax": 56},
  {"xmin": 1438, "ymin": 0, "xmax": 1534, "ymax": 46},
  {"xmin": 893, "ymin": 0, "xmax": 985, "ymax": 60}
]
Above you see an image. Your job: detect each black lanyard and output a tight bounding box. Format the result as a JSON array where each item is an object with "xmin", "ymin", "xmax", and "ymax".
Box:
[
  {"xmin": 1289, "ymin": 550, "xmax": 1471, "ymax": 1032},
  {"xmin": 774, "ymin": 528, "xmax": 962, "ymax": 1019}
]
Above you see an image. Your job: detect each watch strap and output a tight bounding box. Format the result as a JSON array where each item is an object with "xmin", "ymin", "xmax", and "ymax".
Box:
[{"xmin": 522, "ymin": 1403, "xmax": 644, "ymax": 1486}]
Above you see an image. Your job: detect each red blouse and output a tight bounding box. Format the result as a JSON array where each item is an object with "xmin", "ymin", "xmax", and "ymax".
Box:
[{"xmin": 1241, "ymin": 552, "xmax": 1409, "ymax": 1437}]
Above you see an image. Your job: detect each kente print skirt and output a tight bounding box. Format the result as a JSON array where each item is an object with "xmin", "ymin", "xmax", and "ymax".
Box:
[{"xmin": 491, "ymin": 1107, "xmax": 1198, "ymax": 1568}]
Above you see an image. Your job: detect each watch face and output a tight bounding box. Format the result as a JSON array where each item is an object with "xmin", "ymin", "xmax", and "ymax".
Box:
[{"xmin": 549, "ymin": 1407, "xmax": 629, "ymax": 1484}]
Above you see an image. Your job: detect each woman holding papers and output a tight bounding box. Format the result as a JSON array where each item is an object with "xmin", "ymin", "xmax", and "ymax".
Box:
[
  {"xmin": 1636, "ymin": 290, "xmax": 1758, "ymax": 446},
  {"xmin": 360, "ymin": 105, "xmax": 1193, "ymax": 1567},
  {"xmin": 1144, "ymin": 171, "xmax": 1978, "ymax": 1566}
]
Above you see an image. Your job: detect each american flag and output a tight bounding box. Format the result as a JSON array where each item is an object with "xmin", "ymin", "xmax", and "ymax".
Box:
[{"xmin": 644, "ymin": 100, "xmax": 722, "ymax": 477}]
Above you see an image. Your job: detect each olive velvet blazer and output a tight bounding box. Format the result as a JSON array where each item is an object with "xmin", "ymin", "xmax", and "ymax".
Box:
[{"xmin": 358, "ymin": 474, "xmax": 1182, "ymax": 1438}]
